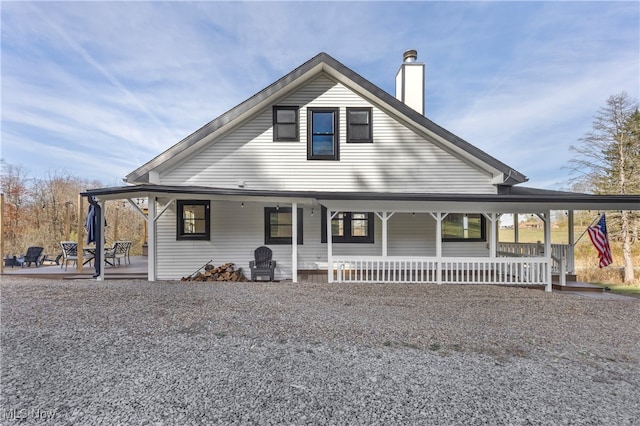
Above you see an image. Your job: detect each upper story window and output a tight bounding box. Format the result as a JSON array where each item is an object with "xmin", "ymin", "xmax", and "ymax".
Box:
[
  {"xmin": 307, "ymin": 107, "xmax": 339, "ymax": 160},
  {"xmin": 442, "ymin": 213, "xmax": 486, "ymax": 242},
  {"xmin": 347, "ymin": 107, "xmax": 372, "ymax": 143},
  {"xmin": 264, "ymin": 207, "xmax": 304, "ymax": 245},
  {"xmin": 273, "ymin": 106, "xmax": 299, "ymax": 141},
  {"xmin": 177, "ymin": 200, "xmax": 210, "ymax": 241},
  {"xmin": 321, "ymin": 207, "xmax": 374, "ymax": 243}
]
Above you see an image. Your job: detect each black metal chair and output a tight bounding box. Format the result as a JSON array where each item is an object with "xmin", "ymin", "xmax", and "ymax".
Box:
[
  {"xmin": 249, "ymin": 246, "xmax": 276, "ymax": 281},
  {"xmin": 17, "ymin": 246, "xmax": 44, "ymax": 268},
  {"xmin": 59, "ymin": 241, "xmax": 93, "ymax": 271}
]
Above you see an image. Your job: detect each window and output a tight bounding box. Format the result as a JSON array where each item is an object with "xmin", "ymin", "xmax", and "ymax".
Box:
[
  {"xmin": 442, "ymin": 213, "xmax": 486, "ymax": 242},
  {"xmin": 273, "ymin": 106, "xmax": 299, "ymax": 141},
  {"xmin": 264, "ymin": 207, "xmax": 303, "ymax": 245},
  {"xmin": 347, "ymin": 107, "xmax": 372, "ymax": 143},
  {"xmin": 177, "ymin": 200, "xmax": 210, "ymax": 240},
  {"xmin": 321, "ymin": 207, "xmax": 374, "ymax": 243},
  {"xmin": 307, "ymin": 108, "xmax": 339, "ymax": 160}
]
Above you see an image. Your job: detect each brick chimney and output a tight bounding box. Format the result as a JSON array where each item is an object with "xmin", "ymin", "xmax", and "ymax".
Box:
[{"xmin": 395, "ymin": 49, "xmax": 425, "ymax": 115}]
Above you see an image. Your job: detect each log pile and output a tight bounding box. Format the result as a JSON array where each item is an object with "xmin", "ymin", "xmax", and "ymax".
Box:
[{"xmin": 181, "ymin": 262, "xmax": 247, "ymax": 282}]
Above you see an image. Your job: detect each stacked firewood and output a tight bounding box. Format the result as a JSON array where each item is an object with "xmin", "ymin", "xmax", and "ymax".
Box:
[{"xmin": 181, "ymin": 262, "xmax": 246, "ymax": 282}]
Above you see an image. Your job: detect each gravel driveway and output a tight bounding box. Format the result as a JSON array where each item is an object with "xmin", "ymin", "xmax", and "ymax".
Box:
[{"xmin": 1, "ymin": 276, "xmax": 639, "ymax": 425}]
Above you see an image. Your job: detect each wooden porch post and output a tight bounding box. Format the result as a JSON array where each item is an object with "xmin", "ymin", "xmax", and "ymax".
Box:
[
  {"xmin": 147, "ymin": 196, "xmax": 156, "ymax": 281},
  {"xmin": 97, "ymin": 200, "xmax": 106, "ymax": 281},
  {"xmin": 375, "ymin": 212, "xmax": 394, "ymax": 257},
  {"xmin": 432, "ymin": 212, "xmax": 443, "ymax": 285},
  {"xmin": 77, "ymin": 195, "xmax": 84, "ymax": 272},
  {"xmin": 292, "ymin": 202, "xmax": 298, "ymax": 283},
  {"xmin": 381, "ymin": 212, "xmax": 388, "ymax": 257},
  {"xmin": 489, "ymin": 213, "xmax": 498, "ymax": 257},
  {"xmin": 327, "ymin": 207, "xmax": 333, "ymax": 283},
  {"xmin": 514, "ymin": 213, "xmax": 519, "ymax": 243},
  {"xmin": 0, "ymin": 193, "xmax": 4, "ymax": 274},
  {"xmin": 543, "ymin": 210, "xmax": 552, "ymax": 292},
  {"xmin": 568, "ymin": 210, "xmax": 575, "ymax": 245}
]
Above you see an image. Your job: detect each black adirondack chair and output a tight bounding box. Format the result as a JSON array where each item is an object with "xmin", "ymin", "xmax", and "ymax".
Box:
[
  {"xmin": 18, "ymin": 246, "xmax": 44, "ymax": 268},
  {"xmin": 249, "ymin": 246, "xmax": 276, "ymax": 281}
]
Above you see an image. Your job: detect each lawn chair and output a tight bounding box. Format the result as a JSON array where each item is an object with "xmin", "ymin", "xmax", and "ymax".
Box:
[
  {"xmin": 116, "ymin": 241, "xmax": 132, "ymax": 266},
  {"xmin": 59, "ymin": 241, "xmax": 93, "ymax": 271},
  {"xmin": 249, "ymin": 246, "xmax": 276, "ymax": 281},
  {"xmin": 105, "ymin": 241, "xmax": 132, "ymax": 267},
  {"xmin": 16, "ymin": 246, "xmax": 44, "ymax": 268}
]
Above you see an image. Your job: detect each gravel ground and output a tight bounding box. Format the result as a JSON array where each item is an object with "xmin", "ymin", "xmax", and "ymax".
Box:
[{"xmin": 1, "ymin": 276, "xmax": 639, "ymax": 425}]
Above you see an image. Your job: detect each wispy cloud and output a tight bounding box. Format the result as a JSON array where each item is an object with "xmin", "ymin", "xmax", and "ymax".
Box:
[{"xmin": 1, "ymin": 1, "xmax": 638, "ymax": 189}]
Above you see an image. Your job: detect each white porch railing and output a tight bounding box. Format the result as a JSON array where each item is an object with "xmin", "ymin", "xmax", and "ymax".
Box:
[
  {"xmin": 331, "ymin": 256, "xmax": 551, "ymax": 286},
  {"xmin": 497, "ymin": 243, "xmax": 574, "ymax": 274}
]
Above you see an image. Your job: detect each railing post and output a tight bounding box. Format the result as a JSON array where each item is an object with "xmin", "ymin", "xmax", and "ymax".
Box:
[{"xmin": 559, "ymin": 251, "xmax": 566, "ymax": 286}]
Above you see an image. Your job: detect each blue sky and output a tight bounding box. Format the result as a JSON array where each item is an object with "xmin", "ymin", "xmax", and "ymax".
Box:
[{"xmin": 1, "ymin": 1, "xmax": 638, "ymax": 189}]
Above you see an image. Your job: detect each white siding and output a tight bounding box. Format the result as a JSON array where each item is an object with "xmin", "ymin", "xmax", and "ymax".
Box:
[
  {"xmin": 161, "ymin": 75, "xmax": 495, "ymax": 194},
  {"xmin": 155, "ymin": 200, "xmax": 489, "ymax": 280}
]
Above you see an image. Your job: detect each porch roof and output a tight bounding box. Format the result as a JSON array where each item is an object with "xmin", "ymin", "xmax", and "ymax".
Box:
[{"xmin": 81, "ymin": 184, "xmax": 640, "ymax": 213}]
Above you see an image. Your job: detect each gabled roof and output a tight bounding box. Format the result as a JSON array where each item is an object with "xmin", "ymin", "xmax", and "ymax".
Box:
[{"xmin": 125, "ymin": 52, "xmax": 528, "ymax": 185}]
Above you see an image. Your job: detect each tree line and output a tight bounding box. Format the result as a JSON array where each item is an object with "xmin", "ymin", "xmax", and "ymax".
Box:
[
  {"xmin": 0, "ymin": 162, "xmax": 145, "ymax": 260},
  {"xmin": 569, "ymin": 92, "xmax": 639, "ymax": 284}
]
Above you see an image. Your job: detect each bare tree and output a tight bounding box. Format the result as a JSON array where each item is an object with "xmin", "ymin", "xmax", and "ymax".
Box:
[
  {"xmin": 1, "ymin": 162, "xmax": 145, "ymax": 259},
  {"xmin": 569, "ymin": 92, "xmax": 640, "ymax": 283},
  {"xmin": 0, "ymin": 160, "xmax": 32, "ymax": 255}
]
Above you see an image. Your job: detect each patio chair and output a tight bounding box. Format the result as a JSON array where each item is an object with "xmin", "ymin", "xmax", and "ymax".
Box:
[
  {"xmin": 59, "ymin": 241, "xmax": 92, "ymax": 271},
  {"xmin": 105, "ymin": 241, "xmax": 132, "ymax": 267},
  {"xmin": 116, "ymin": 241, "xmax": 132, "ymax": 266},
  {"xmin": 16, "ymin": 246, "xmax": 44, "ymax": 268},
  {"xmin": 249, "ymin": 246, "xmax": 276, "ymax": 281}
]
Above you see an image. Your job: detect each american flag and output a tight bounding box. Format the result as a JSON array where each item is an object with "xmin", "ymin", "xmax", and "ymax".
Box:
[{"xmin": 587, "ymin": 214, "xmax": 613, "ymax": 268}]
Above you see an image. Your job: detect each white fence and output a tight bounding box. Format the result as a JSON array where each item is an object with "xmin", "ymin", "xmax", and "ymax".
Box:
[
  {"xmin": 331, "ymin": 256, "xmax": 551, "ymax": 286},
  {"xmin": 497, "ymin": 243, "xmax": 573, "ymax": 274}
]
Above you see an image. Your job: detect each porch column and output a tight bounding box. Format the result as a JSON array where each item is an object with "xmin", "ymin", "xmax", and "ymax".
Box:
[
  {"xmin": 567, "ymin": 210, "xmax": 575, "ymax": 274},
  {"xmin": 97, "ymin": 200, "xmax": 106, "ymax": 282},
  {"xmin": 543, "ymin": 210, "xmax": 552, "ymax": 292},
  {"xmin": 292, "ymin": 202, "xmax": 298, "ymax": 283},
  {"xmin": 568, "ymin": 210, "xmax": 575, "ymax": 245},
  {"xmin": 430, "ymin": 212, "xmax": 444, "ymax": 285},
  {"xmin": 0, "ymin": 194, "xmax": 4, "ymax": 275},
  {"xmin": 375, "ymin": 212, "xmax": 394, "ymax": 257},
  {"xmin": 147, "ymin": 196, "xmax": 156, "ymax": 281},
  {"xmin": 76, "ymin": 195, "xmax": 85, "ymax": 272},
  {"xmin": 489, "ymin": 213, "xmax": 498, "ymax": 257},
  {"xmin": 514, "ymin": 213, "xmax": 519, "ymax": 243},
  {"xmin": 327, "ymin": 208, "xmax": 333, "ymax": 283},
  {"xmin": 382, "ymin": 212, "xmax": 388, "ymax": 257}
]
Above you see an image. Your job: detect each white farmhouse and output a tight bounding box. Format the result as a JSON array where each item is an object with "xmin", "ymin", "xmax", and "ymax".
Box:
[{"xmin": 83, "ymin": 51, "xmax": 640, "ymax": 289}]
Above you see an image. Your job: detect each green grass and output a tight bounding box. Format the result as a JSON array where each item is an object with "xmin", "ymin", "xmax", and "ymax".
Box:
[{"xmin": 592, "ymin": 284, "xmax": 640, "ymax": 297}]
